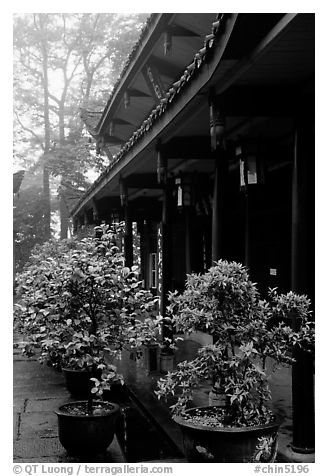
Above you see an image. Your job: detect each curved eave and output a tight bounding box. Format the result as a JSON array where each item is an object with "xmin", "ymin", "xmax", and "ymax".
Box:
[
  {"xmin": 95, "ymin": 13, "xmax": 174, "ymax": 136},
  {"xmin": 72, "ymin": 12, "xmax": 309, "ymax": 219},
  {"xmin": 71, "ymin": 13, "xmax": 238, "ymax": 217}
]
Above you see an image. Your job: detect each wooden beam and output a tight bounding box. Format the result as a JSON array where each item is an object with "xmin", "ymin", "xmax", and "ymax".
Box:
[
  {"xmin": 168, "ymin": 24, "xmax": 201, "ymax": 37},
  {"xmin": 126, "ymin": 173, "xmax": 163, "ymax": 189},
  {"xmin": 142, "ymin": 61, "xmax": 166, "ymax": 102},
  {"xmin": 147, "ymin": 55, "xmax": 183, "ymax": 80},
  {"xmin": 97, "ymin": 14, "xmax": 176, "ymax": 134},
  {"xmin": 72, "ymin": 14, "xmax": 238, "ymax": 216},
  {"xmin": 108, "ymin": 118, "xmax": 134, "ymax": 127},
  {"xmin": 214, "ymin": 13, "xmax": 299, "ymax": 95},
  {"xmin": 213, "ymin": 85, "xmax": 312, "ymax": 117},
  {"xmin": 103, "ymin": 133, "xmax": 124, "ymax": 145},
  {"xmin": 127, "ymin": 88, "xmax": 152, "ymax": 98},
  {"xmin": 162, "ymin": 136, "xmax": 212, "ymax": 159}
]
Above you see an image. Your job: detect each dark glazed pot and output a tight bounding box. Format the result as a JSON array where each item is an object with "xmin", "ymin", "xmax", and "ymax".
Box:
[
  {"xmin": 102, "ymin": 382, "xmax": 129, "ymax": 403},
  {"xmin": 173, "ymin": 406, "xmax": 282, "ymax": 463},
  {"xmin": 62, "ymin": 368, "xmax": 102, "ymax": 397},
  {"xmin": 56, "ymin": 401, "xmax": 120, "ymax": 456}
]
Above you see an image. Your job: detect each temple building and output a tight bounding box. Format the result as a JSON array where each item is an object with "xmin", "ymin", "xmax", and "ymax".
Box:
[{"xmin": 71, "ymin": 13, "xmax": 315, "ymax": 460}]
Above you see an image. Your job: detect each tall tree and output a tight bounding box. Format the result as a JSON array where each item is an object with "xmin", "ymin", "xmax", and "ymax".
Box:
[{"xmin": 13, "ymin": 13, "xmax": 148, "ymax": 243}]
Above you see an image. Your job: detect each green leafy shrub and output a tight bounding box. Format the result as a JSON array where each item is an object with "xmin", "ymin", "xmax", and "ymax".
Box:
[
  {"xmin": 14, "ymin": 223, "xmax": 160, "ymax": 373},
  {"xmin": 156, "ymin": 260, "xmax": 314, "ymax": 427}
]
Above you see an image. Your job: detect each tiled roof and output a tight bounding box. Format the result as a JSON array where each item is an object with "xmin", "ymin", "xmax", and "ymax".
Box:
[
  {"xmin": 94, "ymin": 14, "xmax": 158, "ymax": 130},
  {"xmin": 80, "ymin": 13, "xmax": 158, "ymax": 136},
  {"xmin": 74, "ymin": 13, "xmax": 225, "ymax": 215}
]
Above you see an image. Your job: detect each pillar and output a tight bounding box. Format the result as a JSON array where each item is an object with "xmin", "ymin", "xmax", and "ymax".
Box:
[
  {"xmin": 290, "ymin": 114, "xmax": 315, "ymax": 455},
  {"xmin": 60, "ymin": 194, "xmax": 69, "ymax": 239},
  {"xmin": 185, "ymin": 208, "xmax": 192, "ymax": 275},
  {"xmin": 124, "ymin": 203, "xmax": 133, "ymax": 269},
  {"xmin": 157, "ymin": 146, "xmax": 173, "ymax": 352},
  {"xmin": 120, "ymin": 178, "xmax": 133, "ymax": 268},
  {"xmin": 210, "ymin": 92, "xmax": 227, "ymax": 263}
]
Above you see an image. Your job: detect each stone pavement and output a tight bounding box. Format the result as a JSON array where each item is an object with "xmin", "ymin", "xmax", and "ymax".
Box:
[
  {"xmin": 13, "ymin": 340, "xmax": 126, "ymax": 463},
  {"xmin": 13, "ymin": 333, "xmax": 304, "ymax": 463}
]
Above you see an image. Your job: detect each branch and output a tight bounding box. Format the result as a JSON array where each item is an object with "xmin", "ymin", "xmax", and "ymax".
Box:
[
  {"xmin": 65, "ymin": 55, "xmax": 82, "ymax": 85},
  {"xmin": 48, "ymin": 93, "xmax": 61, "ymax": 105},
  {"xmin": 48, "ymin": 104, "xmax": 60, "ymax": 115},
  {"xmin": 14, "ymin": 112, "xmax": 45, "ymax": 151},
  {"xmin": 19, "ymin": 53, "xmax": 43, "ymax": 80},
  {"xmin": 93, "ymin": 54, "xmax": 108, "ymax": 72}
]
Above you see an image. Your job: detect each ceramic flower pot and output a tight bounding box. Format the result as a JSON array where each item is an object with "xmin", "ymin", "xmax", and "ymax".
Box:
[
  {"xmin": 62, "ymin": 368, "xmax": 102, "ymax": 397},
  {"xmin": 160, "ymin": 352, "xmax": 174, "ymax": 373},
  {"xmin": 173, "ymin": 406, "xmax": 282, "ymax": 463},
  {"xmin": 102, "ymin": 382, "xmax": 128, "ymax": 403},
  {"xmin": 56, "ymin": 401, "xmax": 120, "ymax": 456}
]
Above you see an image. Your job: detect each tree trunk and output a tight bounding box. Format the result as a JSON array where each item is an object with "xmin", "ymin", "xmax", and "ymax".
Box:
[{"xmin": 39, "ymin": 14, "xmax": 52, "ymax": 239}]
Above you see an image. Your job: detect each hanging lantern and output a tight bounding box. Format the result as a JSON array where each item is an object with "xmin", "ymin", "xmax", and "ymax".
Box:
[
  {"xmin": 236, "ymin": 141, "xmax": 260, "ymax": 190},
  {"xmin": 109, "ymin": 120, "xmax": 115, "ymax": 136},
  {"xmin": 176, "ymin": 177, "xmax": 183, "ymax": 207},
  {"xmin": 92, "ymin": 207, "xmax": 99, "ymax": 222},
  {"xmin": 124, "ymin": 90, "xmax": 130, "ymax": 109},
  {"xmin": 175, "ymin": 175, "xmax": 192, "ymax": 209},
  {"xmin": 110, "ymin": 210, "xmax": 121, "ymax": 224},
  {"xmin": 209, "ymin": 99, "xmax": 225, "ymax": 151},
  {"xmin": 120, "ymin": 179, "xmax": 128, "ymax": 207},
  {"xmin": 157, "ymin": 148, "xmax": 167, "ymax": 185},
  {"xmin": 164, "ymin": 30, "xmax": 172, "ymax": 56}
]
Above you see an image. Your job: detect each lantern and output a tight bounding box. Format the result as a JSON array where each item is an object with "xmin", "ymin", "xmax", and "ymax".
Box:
[
  {"xmin": 235, "ymin": 141, "xmax": 262, "ymax": 190},
  {"xmin": 175, "ymin": 175, "xmax": 192, "ymax": 209},
  {"xmin": 164, "ymin": 30, "xmax": 172, "ymax": 56},
  {"xmin": 109, "ymin": 120, "xmax": 115, "ymax": 136},
  {"xmin": 110, "ymin": 210, "xmax": 121, "ymax": 224},
  {"xmin": 157, "ymin": 148, "xmax": 167, "ymax": 185},
  {"xmin": 124, "ymin": 91, "xmax": 130, "ymax": 109},
  {"xmin": 209, "ymin": 98, "xmax": 225, "ymax": 151},
  {"xmin": 120, "ymin": 179, "xmax": 128, "ymax": 207}
]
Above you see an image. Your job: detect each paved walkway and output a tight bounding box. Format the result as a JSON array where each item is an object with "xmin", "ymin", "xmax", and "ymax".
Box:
[
  {"xmin": 13, "ymin": 333, "xmax": 297, "ymax": 463},
  {"xmin": 13, "ymin": 338, "xmax": 125, "ymax": 463}
]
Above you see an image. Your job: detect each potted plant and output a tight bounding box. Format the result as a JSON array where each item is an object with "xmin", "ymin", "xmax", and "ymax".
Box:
[
  {"xmin": 55, "ymin": 366, "xmax": 123, "ymax": 457},
  {"xmin": 14, "ymin": 223, "xmax": 160, "ymax": 396},
  {"xmin": 156, "ymin": 260, "xmax": 314, "ymax": 463}
]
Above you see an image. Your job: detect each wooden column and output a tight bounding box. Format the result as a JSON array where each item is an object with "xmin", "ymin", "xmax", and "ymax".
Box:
[
  {"xmin": 160, "ymin": 186, "xmax": 170, "ymax": 315},
  {"xmin": 244, "ymin": 190, "xmax": 250, "ymax": 267},
  {"xmin": 73, "ymin": 217, "xmax": 78, "ymax": 234},
  {"xmin": 139, "ymin": 220, "xmax": 147, "ymax": 287},
  {"xmin": 120, "ymin": 178, "xmax": 133, "ymax": 268},
  {"xmin": 210, "ymin": 93, "xmax": 227, "ymax": 263},
  {"xmin": 83, "ymin": 209, "xmax": 89, "ymax": 226},
  {"xmin": 185, "ymin": 208, "xmax": 192, "ymax": 274},
  {"xmin": 160, "ymin": 184, "xmax": 174, "ymax": 350},
  {"xmin": 156, "ymin": 146, "xmax": 173, "ymax": 350},
  {"xmin": 124, "ymin": 204, "xmax": 133, "ymax": 268},
  {"xmin": 290, "ymin": 116, "xmax": 315, "ymax": 454},
  {"xmin": 91, "ymin": 198, "xmax": 100, "ymax": 225},
  {"xmin": 60, "ymin": 195, "xmax": 69, "ymax": 239}
]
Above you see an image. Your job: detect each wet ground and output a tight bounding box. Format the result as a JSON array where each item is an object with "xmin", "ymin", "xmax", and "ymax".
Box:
[
  {"xmin": 13, "ymin": 336, "xmax": 184, "ymax": 463},
  {"xmin": 13, "ymin": 333, "xmax": 295, "ymax": 463}
]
